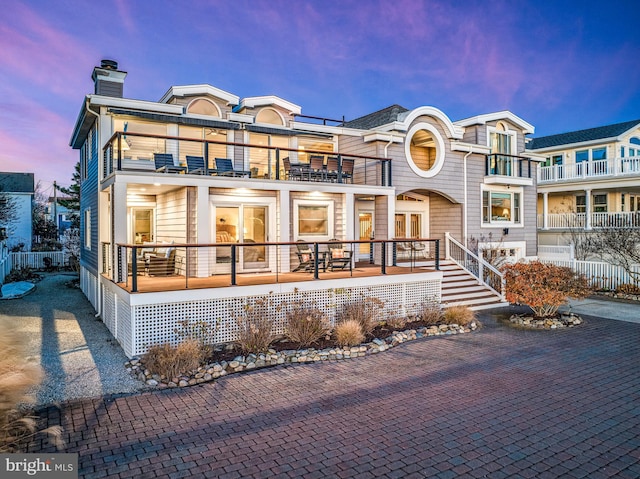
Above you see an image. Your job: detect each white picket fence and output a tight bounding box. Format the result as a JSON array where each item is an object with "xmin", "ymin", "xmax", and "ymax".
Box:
[
  {"xmin": 9, "ymin": 251, "xmax": 67, "ymax": 271},
  {"xmin": 540, "ymin": 258, "xmax": 640, "ymax": 291}
]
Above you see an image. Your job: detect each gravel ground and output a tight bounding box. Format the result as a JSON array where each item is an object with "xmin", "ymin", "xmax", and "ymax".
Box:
[{"xmin": 0, "ymin": 273, "xmax": 147, "ymax": 406}]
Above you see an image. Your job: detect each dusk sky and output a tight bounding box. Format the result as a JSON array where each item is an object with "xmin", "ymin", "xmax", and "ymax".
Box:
[{"xmin": 1, "ymin": 0, "xmax": 639, "ymax": 191}]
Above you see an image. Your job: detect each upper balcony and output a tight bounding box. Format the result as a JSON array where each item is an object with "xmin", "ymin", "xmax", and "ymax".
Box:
[
  {"xmin": 484, "ymin": 154, "xmax": 534, "ymax": 186},
  {"xmin": 538, "ymin": 156, "xmax": 640, "ymax": 185},
  {"xmin": 102, "ymin": 132, "xmax": 392, "ymax": 187}
]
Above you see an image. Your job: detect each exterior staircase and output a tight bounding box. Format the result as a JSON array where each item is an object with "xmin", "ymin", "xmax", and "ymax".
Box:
[{"xmin": 424, "ymin": 260, "xmax": 509, "ymax": 311}]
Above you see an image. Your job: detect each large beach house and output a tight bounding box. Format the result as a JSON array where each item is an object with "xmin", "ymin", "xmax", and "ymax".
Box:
[{"xmin": 70, "ymin": 60, "xmax": 541, "ymax": 356}]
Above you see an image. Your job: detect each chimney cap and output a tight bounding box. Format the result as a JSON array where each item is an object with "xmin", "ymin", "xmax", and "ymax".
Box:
[{"xmin": 100, "ymin": 59, "xmax": 118, "ymax": 70}]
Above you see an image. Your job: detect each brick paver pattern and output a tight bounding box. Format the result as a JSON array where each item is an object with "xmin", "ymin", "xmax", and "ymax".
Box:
[{"xmin": 29, "ymin": 311, "xmax": 640, "ymax": 478}]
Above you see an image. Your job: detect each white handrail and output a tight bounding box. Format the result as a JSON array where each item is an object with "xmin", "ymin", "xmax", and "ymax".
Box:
[{"xmin": 444, "ymin": 232, "xmax": 505, "ymax": 299}]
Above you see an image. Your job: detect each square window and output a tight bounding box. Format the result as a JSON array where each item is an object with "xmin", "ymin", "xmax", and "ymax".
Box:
[{"xmin": 482, "ymin": 189, "xmax": 522, "ymax": 225}]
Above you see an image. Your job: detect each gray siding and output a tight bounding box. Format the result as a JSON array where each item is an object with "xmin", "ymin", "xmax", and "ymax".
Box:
[
  {"xmin": 156, "ymin": 189, "xmax": 188, "ymax": 243},
  {"xmin": 430, "ymin": 196, "xmax": 462, "ymax": 256}
]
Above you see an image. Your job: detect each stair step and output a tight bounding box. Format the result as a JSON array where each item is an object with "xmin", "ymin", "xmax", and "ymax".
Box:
[{"xmin": 442, "ymin": 290, "xmax": 498, "ymax": 301}]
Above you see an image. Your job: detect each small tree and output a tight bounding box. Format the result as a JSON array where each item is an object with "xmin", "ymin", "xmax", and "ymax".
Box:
[
  {"xmin": 32, "ymin": 182, "xmax": 59, "ymax": 251},
  {"xmin": 503, "ymin": 261, "xmax": 591, "ymax": 318},
  {"xmin": 583, "ymin": 226, "xmax": 640, "ymax": 284},
  {"xmin": 56, "ymin": 162, "xmax": 80, "ymax": 229}
]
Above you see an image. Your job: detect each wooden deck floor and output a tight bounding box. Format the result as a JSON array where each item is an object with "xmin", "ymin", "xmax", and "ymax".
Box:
[{"xmin": 117, "ymin": 263, "xmax": 436, "ymax": 293}]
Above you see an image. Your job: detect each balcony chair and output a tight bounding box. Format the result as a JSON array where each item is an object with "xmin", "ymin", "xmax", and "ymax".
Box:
[
  {"xmin": 327, "ymin": 240, "xmax": 353, "ymax": 272},
  {"xmin": 154, "ymin": 153, "xmax": 186, "ymax": 174},
  {"xmin": 326, "ymin": 156, "xmax": 340, "ymax": 182},
  {"xmin": 186, "ymin": 155, "xmax": 207, "ymax": 174},
  {"xmin": 340, "ymin": 158, "xmax": 354, "ymax": 183},
  {"xmin": 309, "ymin": 155, "xmax": 326, "ymax": 181},
  {"xmin": 213, "ymin": 158, "xmax": 250, "ymax": 177},
  {"xmin": 292, "ymin": 241, "xmax": 326, "ymax": 272},
  {"xmin": 283, "ymin": 157, "xmax": 303, "ymax": 180}
]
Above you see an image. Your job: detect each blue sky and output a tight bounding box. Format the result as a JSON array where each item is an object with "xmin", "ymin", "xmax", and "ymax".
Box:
[{"xmin": 1, "ymin": 0, "xmax": 639, "ymax": 189}]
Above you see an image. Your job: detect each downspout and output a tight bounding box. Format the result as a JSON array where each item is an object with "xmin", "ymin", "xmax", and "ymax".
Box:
[
  {"xmin": 463, "ymin": 147, "xmax": 473, "ymax": 248},
  {"xmin": 84, "ymin": 99, "xmax": 103, "ymax": 318}
]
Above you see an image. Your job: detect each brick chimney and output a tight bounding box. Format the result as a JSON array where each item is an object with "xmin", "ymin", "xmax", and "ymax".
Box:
[{"xmin": 91, "ymin": 59, "xmax": 127, "ymax": 97}]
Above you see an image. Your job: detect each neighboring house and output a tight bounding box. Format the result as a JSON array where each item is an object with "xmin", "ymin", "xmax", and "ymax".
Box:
[
  {"xmin": 46, "ymin": 196, "xmax": 73, "ymax": 239},
  {"xmin": 70, "ymin": 60, "xmax": 540, "ymax": 357},
  {"xmin": 529, "ymin": 119, "xmax": 640, "ymax": 248},
  {"xmin": 0, "ymin": 172, "xmax": 34, "ymax": 251}
]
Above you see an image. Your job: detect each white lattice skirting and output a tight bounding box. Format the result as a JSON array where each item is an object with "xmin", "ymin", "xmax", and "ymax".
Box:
[{"xmin": 90, "ymin": 270, "xmax": 442, "ymax": 358}]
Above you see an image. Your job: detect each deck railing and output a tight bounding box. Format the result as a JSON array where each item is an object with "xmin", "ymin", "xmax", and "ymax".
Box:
[
  {"xmin": 444, "ymin": 232, "xmax": 505, "ymax": 299},
  {"xmin": 102, "ymin": 132, "xmax": 392, "ymax": 187},
  {"xmin": 538, "ymin": 156, "xmax": 640, "ymax": 183},
  {"xmin": 106, "ymin": 238, "xmax": 440, "ymax": 293},
  {"xmin": 485, "ymin": 153, "xmax": 533, "ymax": 179},
  {"xmin": 537, "ymin": 211, "xmax": 640, "ymax": 229}
]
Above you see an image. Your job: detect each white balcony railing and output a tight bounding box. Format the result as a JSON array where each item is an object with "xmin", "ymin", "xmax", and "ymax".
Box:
[
  {"xmin": 538, "ymin": 156, "xmax": 640, "ymax": 183},
  {"xmin": 537, "ymin": 211, "xmax": 640, "ymax": 229}
]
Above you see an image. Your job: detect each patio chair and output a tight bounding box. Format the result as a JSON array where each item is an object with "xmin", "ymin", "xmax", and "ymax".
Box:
[
  {"xmin": 326, "ymin": 156, "xmax": 339, "ymax": 182},
  {"xmin": 213, "ymin": 158, "xmax": 250, "ymax": 177},
  {"xmin": 283, "ymin": 157, "xmax": 302, "ymax": 180},
  {"xmin": 327, "ymin": 240, "xmax": 353, "ymax": 272},
  {"xmin": 148, "ymin": 248, "xmax": 177, "ymax": 276},
  {"xmin": 154, "ymin": 153, "xmax": 186, "ymax": 174},
  {"xmin": 43, "ymin": 256, "xmax": 60, "ymax": 272},
  {"xmin": 309, "ymin": 155, "xmax": 325, "ymax": 181},
  {"xmin": 340, "ymin": 158, "xmax": 354, "ymax": 183},
  {"xmin": 293, "ymin": 241, "xmax": 316, "ymax": 272},
  {"xmin": 186, "ymin": 155, "xmax": 207, "ymax": 174}
]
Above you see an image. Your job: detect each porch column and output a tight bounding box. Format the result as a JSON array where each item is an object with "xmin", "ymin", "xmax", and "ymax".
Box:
[
  {"xmin": 196, "ymin": 186, "xmax": 210, "ymax": 277},
  {"xmin": 585, "ymin": 188, "xmax": 592, "ymax": 230},
  {"xmin": 345, "ymin": 193, "xmax": 355, "ymax": 242},
  {"xmin": 278, "ymin": 189, "xmax": 291, "ymax": 272},
  {"xmin": 542, "ymin": 192, "xmax": 549, "ymax": 230},
  {"xmin": 112, "ymin": 182, "xmax": 128, "ymax": 280}
]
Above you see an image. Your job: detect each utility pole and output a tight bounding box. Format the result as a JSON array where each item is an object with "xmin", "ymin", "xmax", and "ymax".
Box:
[{"xmin": 53, "ymin": 181, "xmax": 58, "ymax": 240}]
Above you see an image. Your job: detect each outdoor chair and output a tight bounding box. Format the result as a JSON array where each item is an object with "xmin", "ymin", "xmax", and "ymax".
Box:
[
  {"xmin": 309, "ymin": 155, "xmax": 325, "ymax": 181},
  {"xmin": 154, "ymin": 153, "xmax": 186, "ymax": 174},
  {"xmin": 43, "ymin": 256, "xmax": 60, "ymax": 272},
  {"xmin": 292, "ymin": 241, "xmax": 326, "ymax": 272},
  {"xmin": 340, "ymin": 158, "xmax": 354, "ymax": 183},
  {"xmin": 186, "ymin": 155, "xmax": 207, "ymax": 174},
  {"xmin": 326, "ymin": 156, "xmax": 340, "ymax": 182},
  {"xmin": 148, "ymin": 248, "xmax": 177, "ymax": 276},
  {"xmin": 213, "ymin": 158, "xmax": 250, "ymax": 177},
  {"xmin": 283, "ymin": 157, "xmax": 302, "ymax": 180},
  {"xmin": 327, "ymin": 240, "xmax": 353, "ymax": 272}
]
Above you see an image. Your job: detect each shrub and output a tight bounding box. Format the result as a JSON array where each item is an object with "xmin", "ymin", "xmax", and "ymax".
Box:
[
  {"xmin": 503, "ymin": 261, "xmax": 591, "ymax": 318},
  {"xmin": 143, "ymin": 340, "xmax": 204, "ymax": 380},
  {"xmin": 0, "ymin": 317, "xmax": 62, "ymax": 452},
  {"xmin": 334, "ymin": 320, "xmax": 365, "ymax": 347},
  {"xmin": 415, "ymin": 302, "xmax": 443, "ymax": 325},
  {"xmin": 443, "ymin": 305, "xmax": 476, "ymax": 326},
  {"xmin": 174, "ymin": 319, "xmax": 218, "ymax": 352},
  {"xmin": 234, "ymin": 296, "xmax": 278, "ymax": 354},
  {"xmin": 338, "ymin": 296, "xmax": 384, "ymax": 336},
  {"xmin": 285, "ymin": 303, "xmax": 331, "ymax": 347},
  {"xmin": 616, "ymin": 283, "xmax": 640, "ymax": 295},
  {"xmin": 5, "ymin": 266, "xmax": 40, "ymax": 283},
  {"xmin": 385, "ymin": 311, "xmax": 407, "ymax": 330}
]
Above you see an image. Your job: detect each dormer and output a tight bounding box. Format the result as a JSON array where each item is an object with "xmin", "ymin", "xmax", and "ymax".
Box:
[
  {"xmin": 236, "ymin": 96, "xmax": 302, "ymax": 128},
  {"xmin": 159, "ymin": 85, "xmax": 239, "ymax": 119}
]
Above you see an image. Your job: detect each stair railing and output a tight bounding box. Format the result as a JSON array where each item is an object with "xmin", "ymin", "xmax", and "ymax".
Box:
[{"xmin": 444, "ymin": 232, "xmax": 506, "ymax": 300}]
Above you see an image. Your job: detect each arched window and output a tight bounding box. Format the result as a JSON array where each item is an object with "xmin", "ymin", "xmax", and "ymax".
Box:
[
  {"xmin": 255, "ymin": 108, "xmax": 285, "ymax": 126},
  {"xmin": 404, "ymin": 122, "xmax": 445, "ymax": 177},
  {"xmin": 187, "ymin": 98, "xmax": 220, "ymax": 117}
]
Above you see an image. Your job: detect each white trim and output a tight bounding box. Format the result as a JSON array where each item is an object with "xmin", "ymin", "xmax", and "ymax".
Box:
[
  {"xmin": 228, "ymin": 112, "xmax": 254, "ymax": 123},
  {"xmin": 480, "ymin": 184, "xmax": 524, "ymax": 228},
  {"xmin": 451, "ymin": 141, "xmax": 491, "ymax": 154},
  {"xmin": 456, "ymin": 111, "xmax": 535, "ymax": 135},
  {"xmin": 255, "ymin": 107, "xmax": 286, "ymax": 126},
  {"xmin": 293, "ymin": 198, "xmax": 335, "ymax": 241},
  {"xmin": 362, "ymin": 133, "xmax": 404, "ymax": 143},
  {"xmin": 399, "ymin": 106, "xmax": 464, "ymax": 139},
  {"xmin": 240, "ymin": 95, "xmax": 302, "ymax": 115},
  {"xmin": 89, "ymin": 95, "xmax": 183, "ymax": 115},
  {"xmin": 404, "ymin": 122, "xmax": 446, "ymax": 178},
  {"xmin": 159, "ymin": 84, "xmax": 239, "ymax": 105}
]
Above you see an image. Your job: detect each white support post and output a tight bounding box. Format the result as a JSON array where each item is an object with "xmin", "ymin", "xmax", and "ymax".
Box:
[
  {"xmin": 542, "ymin": 192, "xmax": 549, "ymax": 230},
  {"xmin": 279, "ymin": 189, "xmax": 291, "ymax": 273},
  {"xmin": 196, "ymin": 186, "xmax": 210, "ymax": 277},
  {"xmin": 585, "ymin": 189, "xmax": 592, "ymax": 230}
]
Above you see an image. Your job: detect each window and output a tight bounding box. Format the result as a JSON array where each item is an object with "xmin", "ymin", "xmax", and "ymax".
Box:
[
  {"xmin": 576, "ymin": 195, "xmax": 586, "ymax": 213},
  {"xmin": 631, "ymin": 148, "xmax": 637, "ymax": 157},
  {"xmin": 404, "ymin": 122, "xmax": 445, "ymax": 177},
  {"xmin": 84, "ymin": 208, "xmax": 91, "ymax": 250},
  {"xmin": 489, "ymin": 122, "xmax": 516, "ymax": 176},
  {"xmin": 255, "ymin": 108, "xmax": 285, "ymax": 126},
  {"xmin": 294, "ymin": 200, "xmax": 334, "ymax": 240},
  {"xmin": 593, "ymin": 194, "xmax": 607, "ymax": 213},
  {"xmin": 552, "ymin": 155, "xmax": 563, "ymax": 165},
  {"xmin": 575, "ymin": 150, "xmax": 589, "ymax": 163},
  {"xmin": 482, "ymin": 188, "xmax": 522, "ymax": 225},
  {"xmin": 187, "ymin": 98, "xmax": 220, "ymax": 117},
  {"xmin": 592, "ymin": 148, "xmax": 606, "ymax": 161},
  {"xmin": 621, "ymin": 146, "xmax": 625, "ymax": 158}
]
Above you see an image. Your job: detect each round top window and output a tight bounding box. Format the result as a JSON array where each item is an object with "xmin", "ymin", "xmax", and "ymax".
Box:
[{"xmin": 404, "ymin": 122, "xmax": 445, "ymax": 178}]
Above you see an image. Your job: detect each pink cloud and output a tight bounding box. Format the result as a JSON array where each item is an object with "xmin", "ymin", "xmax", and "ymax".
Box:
[{"xmin": 0, "ymin": 2, "xmax": 95, "ymax": 100}]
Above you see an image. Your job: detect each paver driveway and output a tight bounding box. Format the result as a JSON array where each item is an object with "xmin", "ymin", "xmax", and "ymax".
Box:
[{"xmin": 29, "ymin": 308, "xmax": 640, "ymax": 478}]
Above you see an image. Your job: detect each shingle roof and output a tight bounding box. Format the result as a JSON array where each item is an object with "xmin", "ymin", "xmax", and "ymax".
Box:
[
  {"xmin": 0, "ymin": 172, "xmax": 34, "ymax": 194},
  {"xmin": 343, "ymin": 104, "xmax": 409, "ymax": 129},
  {"xmin": 528, "ymin": 119, "xmax": 640, "ymax": 150}
]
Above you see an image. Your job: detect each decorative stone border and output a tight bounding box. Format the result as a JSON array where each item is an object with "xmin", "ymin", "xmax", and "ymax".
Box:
[
  {"xmin": 508, "ymin": 312, "xmax": 582, "ymax": 329},
  {"xmin": 126, "ymin": 322, "xmax": 479, "ymax": 388}
]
